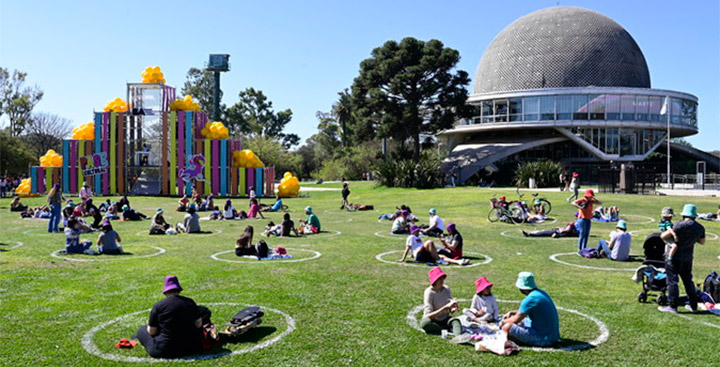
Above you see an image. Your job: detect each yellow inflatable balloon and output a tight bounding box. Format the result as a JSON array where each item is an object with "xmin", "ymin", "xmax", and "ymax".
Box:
[{"xmin": 142, "ymin": 66, "xmax": 166, "ymax": 84}]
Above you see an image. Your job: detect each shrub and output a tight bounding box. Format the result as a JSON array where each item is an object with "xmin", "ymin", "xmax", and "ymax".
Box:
[
  {"xmin": 374, "ymin": 152, "xmax": 443, "ymax": 189},
  {"xmin": 513, "ymin": 160, "xmax": 564, "ymax": 188},
  {"xmin": 311, "ymin": 145, "xmax": 380, "ymax": 181}
]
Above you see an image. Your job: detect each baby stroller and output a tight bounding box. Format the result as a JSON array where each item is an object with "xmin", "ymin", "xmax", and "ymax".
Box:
[{"xmin": 637, "ymin": 233, "xmax": 668, "ymax": 305}]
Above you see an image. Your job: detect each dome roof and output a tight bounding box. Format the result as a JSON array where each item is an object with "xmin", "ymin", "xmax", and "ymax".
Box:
[{"xmin": 474, "ymin": 7, "xmax": 650, "ymax": 94}]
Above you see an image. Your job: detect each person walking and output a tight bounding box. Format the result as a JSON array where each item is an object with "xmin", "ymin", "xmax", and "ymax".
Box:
[
  {"xmin": 658, "ymin": 204, "xmax": 706, "ymax": 313},
  {"xmin": 566, "ymin": 172, "xmax": 580, "ymax": 202},
  {"xmin": 47, "ymin": 184, "xmax": 63, "ymax": 233},
  {"xmin": 571, "ymin": 189, "xmax": 601, "ymax": 252}
]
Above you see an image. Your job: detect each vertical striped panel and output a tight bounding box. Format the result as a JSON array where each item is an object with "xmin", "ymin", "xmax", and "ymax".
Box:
[
  {"xmin": 37, "ymin": 167, "xmax": 45, "ymax": 194},
  {"xmin": 212, "ymin": 140, "xmax": 219, "ymax": 195},
  {"xmin": 204, "ymin": 139, "xmax": 211, "ymax": 194},
  {"xmin": 62, "ymin": 140, "xmax": 70, "ymax": 193},
  {"xmin": 169, "ymin": 111, "xmax": 177, "ymax": 195},
  {"xmin": 239, "ymin": 168, "xmax": 246, "ymax": 196},
  {"xmin": 94, "ymin": 113, "xmax": 102, "ymax": 190},
  {"xmin": 185, "ymin": 112, "xmax": 193, "ymax": 196},
  {"xmin": 78, "ymin": 141, "xmax": 85, "ymax": 193},
  {"xmin": 256, "ymin": 168, "xmax": 263, "ymax": 197},
  {"xmin": 31, "ymin": 167, "xmax": 37, "ymax": 193},
  {"xmin": 117, "ymin": 113, "xmax": 125, "ymax": 194},
  {"xmin": 102, "ymin": 113, "xmax": 110, "ymax": 194},
  {"xmin": 177, "ymin": 112, "xmax": 185, "ymax": 195},
  {"xmin": 70, "ymin": 140, "xmax": 77, "ymax": 193},
  {"xmin": 220, "ymin": 140, "xmax": 227, "ymax": 196},
  {"xmin": 45, "ymin": 167, "xmax": 52, "ymax": 193},
  {"xmin": 161, "ymin": 112, "xmax": 169, "ymax": 195},
  {"xmin": 247, "ymin": 168, "xmax": 255, "ymax": 194},
  {"xmin": 265, "ymin": 168, "xmax": 271, "ymax": 196},
  {"xmin": 231, "ymin": 161, "xmax": 238, "ymax": 196},
  {"xmin": 110, "ymin": 112, "xmax": 117, "ymax": 194},
  {"xmin": 195, "ymin": 140, "xmax": 203, "ymax": 196}
]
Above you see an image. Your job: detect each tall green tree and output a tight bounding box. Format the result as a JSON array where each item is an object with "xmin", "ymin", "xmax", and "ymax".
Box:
[
  {"xmin": 0, "ymin": 68, "xmax": 44, "ymax": 136},
  {"xmin": 351, "ymin": 38, "xmax": 471, "ymax": 160},
  {"xmin": 0, "ymin": 128, "xmax": 35, "ymax": 174},
  {"xmin": 332, "ymin": 89, "xmax": 353, "ymax": 147},
  {"xmin": 180, "ymin": 67, "xmax": 223, "ymax": 118},
  {"xmin": 225, "ymin": 87, "xmax": 299, "ymax": 148}
]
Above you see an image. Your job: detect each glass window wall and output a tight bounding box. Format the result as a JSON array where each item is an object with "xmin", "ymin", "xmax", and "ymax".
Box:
[
  {"xmin": 509, "ymin": 98, "xmax": 522, "ymax": 122},
  {"xmin": 556, "ymin": 95, "xmax": 572, "ymax": 120},
  {"xmin": 606, "ymin": 94, "xmax": 620, "ymax": 120},
  {"xmin": 589, "ymin": 95, "xmax": 605, "ymax": 120},
  {"xmin": 524, "ymin": 97, "xmax": 539, "ymax": 121}
]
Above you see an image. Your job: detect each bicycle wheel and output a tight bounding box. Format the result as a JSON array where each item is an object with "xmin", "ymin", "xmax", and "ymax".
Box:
[
  {"xmin": 510, "ymin": 207, "xmax": 525, "ymax": 225},
  {"xmin": 487, "ymin": 208, "xmax": 501, "ymax": 223},
  {"xmin": 541, "ymin": 199, "xmax": 552, "ymax": 215}
]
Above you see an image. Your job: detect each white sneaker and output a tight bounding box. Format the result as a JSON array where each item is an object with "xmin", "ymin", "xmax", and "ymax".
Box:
[{"xmin": 461, "ymin": 259, "xmax": 470, "ymax": 266}]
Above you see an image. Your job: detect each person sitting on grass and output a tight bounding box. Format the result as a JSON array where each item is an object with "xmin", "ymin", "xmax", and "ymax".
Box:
[
  {"xmin": 340, "ymin": 182, "xmax": 350, "ymax": 209},
  {"xmin": 10, "ymin": 197, "xmax": 28, "ymax": 212},
  {"xmin": 177, "ymin": 195, "xmax": 189, "ymax": 212},
  {"xmin": 397, "ymin": 225, "xmax": 469, "ymax": 265},
  {"xmin": 234, "ymin": 225, "xmax": 269, "ymax": 258},
  {"xmin": 596, "ymin": 220, "xmax": 632, "ymax": 261},
  {"xmin": 135, "ymin": 276, "xmax": 203, "ymax": 359},
  {"xmin": 281, "ymin": 213, "xmax": 300, "ymax": 237},
  {"xmin": 532, "ymin": 200, "xmax": 545, "ymax": 216},
  {"xmin": 438, "ymin": 223, "xmax": 466, "ymax": 262},
  {"xmin": 420, "ymin": 267, "xmax": 462, "ymax": 336},
  {"xmin": 79, "ymin": 181, "xmax": 92, "ymax": 200},
  {"xmin": 298, "ymin": 206, "xmax": 321, "ymax": 234},
  {"xmin": 199, "ymin": 195, "xmax": 214, "ymax": 212},
  {"xmin": 522, "ymin": 222, "xmax": 578, "ymax": 238},
  {"xmin": 247, "ymin": 198, "xmax": 265, "ymax": 219},
  {"xmin": 105, "ymin": 202, "xmax": 120, "ymax": 220},
  {"xmin": 421, "ymin": 208, "xmax": 445, "ymax": 237},
  {"xmin": 62, "ymin": 200, "xmax": 76, "ymax": 227},
  {"xmin": 208, "ymin": 206, "xmax": 223, "ymax": 220},
  {"xmin": 97, "ymin": 221, "xmax": 123, "ymax": 254},
  {"xmin": 176, "ymin": 204, "xmax": 201, "ymax": 234},
  {"xmin": 84, "ymin": 198, "xmax": 102, "ymax": 229},
  {"xmin": 391, "ymin": 210, "xmax": 410, "ymax": 235},
  {"xmin": 261, "ymin": 196, "xmax": 284, "ymax": 212},
  {"xmin": 122, "ymin": 205, "xmax": 148, "ymax": 221},
  {"xmin": 98, "ymin": 199, "xmax": 111, "ymax": 212},
  {"xmin": 500, "ymin": 272, "xmax": 560, "ymax": 347},
  {"xmin": 262, "ymin": 221, "xmax": 282, "ymax": 237},
  {"xmin": 223, "ymin": 199, "xmax": 237, "ymax": 219},
  {"xmin": 64, "ymin": 218, "xmax": 94, "ymax": 254},
  {"xmin": 658, "ymin": 207, "xmax": 674, "ymax": 232},
  {"xmin": 117, "ymin": 195, "xmax": 130, "ymax": 212},
  {"xmin": 464, "ymin": 277, "xmax": 499, "ymax": 323},
  {"xmin": 150, "ymin": 208, "xmax": 170, "ymax": 235}
]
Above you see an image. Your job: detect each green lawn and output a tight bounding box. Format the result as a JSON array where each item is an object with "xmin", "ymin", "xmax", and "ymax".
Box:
[{"xmin": 1, "ymin": 182, "xmax": 718, "ymax": 367}]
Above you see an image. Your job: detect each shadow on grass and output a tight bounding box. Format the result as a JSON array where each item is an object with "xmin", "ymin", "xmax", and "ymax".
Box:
[{"xmin": 550, "ymin": 338, "xmax": 596, "ymax": 351}]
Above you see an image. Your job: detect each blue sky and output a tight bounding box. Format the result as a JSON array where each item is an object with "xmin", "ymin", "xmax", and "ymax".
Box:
[{"xmin": 0, "ymin": 0, "xmax": 717, "ymax": 151}]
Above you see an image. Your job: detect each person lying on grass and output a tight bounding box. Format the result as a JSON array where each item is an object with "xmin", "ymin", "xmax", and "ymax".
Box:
[
  {"xmin": 122, "ymin": 205, "xmax": 148, "ymax": 221},
  {"xmin": 260, "ymin": 196, "xmax": 284, "ymax": 212},
  {"xmin": 397, "ymin": 225, "xmax": 470, "ymax": 265},
  {"xmin": 176, "ymin": 204, "xmax": 201, "ymax": 233},
  {"xmin": 464, "ymin": 277, "xmax": 499, "ymax": 323},
  {"xmin": 135, "ymin": 276, "xmax": 204, "ymax": 359},
  {"xmin": 420, "ymin": 267, "xmax": 462, "ymax": 335},
  {"xmin": 522, "ymin": 222, "xmax": 578, "ymax": 238},
  {"xmin": 595, "ymin": 220, "xmax": 632, "ymax": 261},
  {"xmin": 97, "ymin": 221, "xmax": 123, "ymax": 254},
  {"xmin": 500, "ymin": 272, "xmax": 560, "ymax": 347},
  {"xmin": 64, "ymin": 218, "xmax": 95, "ymax": 254},
  {"xmin": 150, "ymin": 208, "xmax": 170, "ymax": 234},
  {"xmin": 298, "ymin": 206, "xmax": 321, "ymax": 234}
]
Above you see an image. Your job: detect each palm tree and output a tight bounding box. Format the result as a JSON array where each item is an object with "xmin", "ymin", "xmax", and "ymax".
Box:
[{"xmin": 332, "ymin": 89, "xmax": 353, "ymax": 148}]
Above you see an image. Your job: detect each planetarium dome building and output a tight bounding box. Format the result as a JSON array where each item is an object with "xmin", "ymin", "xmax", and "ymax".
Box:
[{"xmin": 440, "ymin": 6, "xmax": 706, "ymax": 184}]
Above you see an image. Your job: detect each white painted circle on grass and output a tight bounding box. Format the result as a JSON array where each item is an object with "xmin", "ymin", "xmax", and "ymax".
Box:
[
  {"xmin": 81, "ymin": 302, "xmax": 295, "ymax": 362},
  {"xmin": 376, "ymin": 250, "xmax": 492, "ymax": 268},
  {"xmin": 672, "ymin": 313, "xmax": 720, "ymax": 330},
  {"xmin": 210, "ymin": 248, "xmax": 321, "ymax": 264},
  {"xmin": 374, "ymin": 231, "xmax": 407, "ymax": 239},
  {"xmin": 50, "ymin": 245, "xmax": 166, "ymax": 262},
  {"xmin": 274, "ymin": 230, "xmax": 341, "ymax": 239},
  {"xmin": 549, "ymin": 252, "xmax": 636, "ymax": 272},
  {"xmin": 406, "ymin": 299, "xmax": 609, "ymax": 352},
  {"xmin": 1, "ymin": 241, "xmax": 24, "ymax": 250},
  {"xmin": 22, "ymin": 228, "xmax": 60, "ymax": 235},
  {"xmin": 324, "ymin": 209, "xmax": 379, "ymax": 215},
  {"xmin": 618, "ymin": 214, "xmax": 654, "ymax": 224},
  {"xmin": 500, "ymin": 230, "xmax": 576, "ymax": 241},
  {"xmin": 326, "ymin": 217, "xmax": 353, "ymax": 224},
  {"xmin": 135, "ymin": 229, "xmax": 223, "ymax": 237},
  {"xmin": 527, "ymin": 217, "xmax": 558, "ymax": 226}
]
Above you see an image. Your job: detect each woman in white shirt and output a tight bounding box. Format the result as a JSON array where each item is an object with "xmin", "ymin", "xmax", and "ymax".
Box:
[
  {"xmin": 422, "ymin": 208, "xmax": 445, "ymax": 237},
  {"xmin": 223, "ymin": 199, "xmax": 237, "ymax": 219}
]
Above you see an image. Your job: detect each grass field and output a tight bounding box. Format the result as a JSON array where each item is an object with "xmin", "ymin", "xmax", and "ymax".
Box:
[{"xmin": 1, "ymin": 182, "xmax": 719, "ymax": 367}]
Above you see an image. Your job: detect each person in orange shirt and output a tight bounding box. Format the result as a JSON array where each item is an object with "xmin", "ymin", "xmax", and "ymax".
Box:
[{"xmin": 572, "ymin": 189, "xmax": 602, "ymax": 252}]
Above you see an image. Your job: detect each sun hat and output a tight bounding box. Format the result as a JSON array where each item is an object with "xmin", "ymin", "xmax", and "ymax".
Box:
[
  {"xmin": 680, "ymin": 204, "xmax": 698, "ymax": 218},
  {"xmin": 428, "ymin": 208, "xmax": 437, "ymax": 215},
  {"xmin": 573, "ymin": 172, "xmax": 579, "ymax": 177},
  {"xmin": 83, "ymin": 181, "xmax": 89, "ymax": 187},
  {"xmin": 515, "ymin": 271, "xmax": 537, "ymax": 290},
  {"xmin": 53, "ymin": 184, "xmax": 60, "ymax": 190},
  {"xmin": 521, "ymin": 200, "xmax": 527, "ymax": 205},
  {"xmin": 401, "ymin": 210, "xmax": 409, "ymax": 216},
  {"xmin": 616, "ymin": 220, "xmax": 627, "ymax": 230},
  {"xmin": 156, "ymin": 208, "xmax": 164, "ymax": 213},
  {"xmin": 189, "ymin": 203, "xmax": 196, "ymax": 210},
  {"xmin": 534, "ymin": 199, "xmax": 541, "ymax": 205},
  {"xmin": 661, "ymin": 207, "xmax": 674, "ymax": 217},
  {"xmin": 568, "ymin": 222, "xmax": 575, "ymax": 227},
  {"xmin": 305, "ymin": 206, "xmax": 313, "ymax": 213},
  {"xmin": 499, "ymin": 195, "xmax": 506, "ymax": 200},
  {"xmin": 446, "ymin": 222, "xmax": 456, "ymax": 232},
  {"xmin": 162, "ymin": 275, "xmax": 183, "ymax": 293},
  {"xmin": 475, "ymin": 277, "xmax": 494, "ymax": 294},
  {"xmin": 226, "ymin": 198, "xmax": 231, "ymax": 204},
  {"xmin": 409, "ymin": 225, "xmax": 421, "ymax": 234},
  {"xmin": 122, "ymin": 205, "xmax": 129, "ymax": 211},
  {"xmin": 68, "ymin": 202, "xmax": 76, "ymax": 208},
  {"xmin": 584, "ymin": 189, "xmax": 595, "ymax": 198},
  {"xmin": 428, "ymin": 267, "xmax": 447, "ymax": 285},
  {"xmin": 102, "ymin": 221, "xmax": 111, "ymax": 228}
]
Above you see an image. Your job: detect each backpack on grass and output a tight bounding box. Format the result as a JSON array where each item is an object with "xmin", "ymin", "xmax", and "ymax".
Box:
[
  {"xmin": 197, "ymin": 305, "xmax": 220, "ymax": 350},
  {"xmin": 703, "ymin": 271, "xmax": 720, "ymax": 303},
  {"xmin": 579, "ymin": 247, "xmax": 598, "ymax": 259}
]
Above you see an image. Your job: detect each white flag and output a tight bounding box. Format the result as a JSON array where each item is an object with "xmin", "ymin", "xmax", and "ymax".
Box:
[{"xmin": 659, "ymin": 96, "xmax": 669, "ymax": 115}]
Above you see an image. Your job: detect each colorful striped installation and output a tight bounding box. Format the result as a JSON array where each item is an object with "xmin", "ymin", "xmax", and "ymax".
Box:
[
  {"xmin": 62, "ymin": 140, "xmax": 70, "ymax": 193},
  {"xmin": 177, "ymin": 112, "xmax": 185, "ymax": 195},
  {"xmin": 37, "ymin": 167, "xmax": 45, "ymax": 194},
  {"xmin": 220, "ymin": 139, "xmax": 227, "ymax": 196},
  {"xmin": 185, "ymin": 112, "xmax": 194, "ymax": 195},
  {"xmin": 247, "ymin": 168, "xmax": 255, "ymax": 194},
  {"xmin": 117, "ymin": 113, "xmax": 125, "ymax": 194},
  {"xmin": 77, "ymin": 140, "xmax": 85, "ymax": 193},
  {"xmin": 103, "ymin": 113, "xmax": 110, "ymax": 194},
  {"xmin": 94, "ymin": 113, "xmax": 102, "ymax": 191},
  {"xmin": 204, "ymin": 139, "xmax": 211, "ymax": 194},
  {"xmin": 45, "ymin": 167, "xmax": 52, "ymax": 194},
  {"xmin": 70, "ymin": 140, "xmax": 77, "ymax": 193},
  {"xmin": 239, "ymin": 167, "xmax": 246, "ymax": 196},
  {"xmin": 161, "ymin": 112, "xmax": 169, "ymax": 195},
  {"xmin": 169, "ymin": 111, "xmax": 177, "ymax": 195},
  {"xmin": 212, "ymin": 139, "xmax": 219, "ymax": 195},
  {"xmin": 255, "ymin": 167, "xmax": 263, "ymax": 197},
  {"xmin": 30, "ymin": 167, "xmax": 37, "ymax": 193},
  {"xmin": 110, "ymin": 112, "xmax": 117, "ymax": 194}
]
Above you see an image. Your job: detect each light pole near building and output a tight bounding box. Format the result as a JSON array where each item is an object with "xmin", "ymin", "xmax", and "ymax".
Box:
[
  {"xmin": 662, "ymin": 96, "xmax": 671, "ymax": 187},
  {"xmin": 205, "ymin": 54, "xmax": 230, "ymax": 122}
]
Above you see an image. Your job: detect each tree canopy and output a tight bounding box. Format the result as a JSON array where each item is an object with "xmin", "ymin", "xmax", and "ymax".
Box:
[
  {"xmin": 351, "ymin": 37, "xmax": 470, "ymax": 159},
  {"xmin": 181, "ymin": 67, "xmax": 223, "ymax": 119},
  {"xmin": 0, "ymin": 68, "xmax": 44, "ymax": 137},
  {"xmin": 225, "ymin": 88, "xmax": 299, "ymax": 148}
]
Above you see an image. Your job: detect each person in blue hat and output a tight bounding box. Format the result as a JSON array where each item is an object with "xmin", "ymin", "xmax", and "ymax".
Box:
[
  {"xmin": 595, "ymin": 220, "xmax": 632, "ymax": 261},
  {"xmin": 299, "ymin": 206, "xmax": 321, "ymax": 234},
  {"xmin": 421, "ymin": 208, "xmax": 445, "ymax": 237},
  {"xmin": 500, "ymin": 272, "xmax": 560, "ymax": 347},
  {"xmin": 658, "ymin": 204, "xmax": 706, "ymax": 314}
]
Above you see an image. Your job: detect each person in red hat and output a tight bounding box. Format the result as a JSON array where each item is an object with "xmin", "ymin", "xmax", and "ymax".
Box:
[
  {"xmin": 135, "ymin": 276, "xmax": 203, "ymax": 359},
  {"xmin": 420, "ymin": 267, "xmax": 462, "ymax": 336},
  {"xmin": 566, "ymin": 172, "xmax": 580, "ymax": 202},
  {"xmin": 572, "ymin": 189, "xmax": 602, "ymax": 251},
  {"xmin": 466, "ymin": 277, "xmax": 499, "ymax": 323}
]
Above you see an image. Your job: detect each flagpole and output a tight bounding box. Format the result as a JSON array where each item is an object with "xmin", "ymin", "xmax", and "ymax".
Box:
[{"xmin": 666, "ymin": 96, "xmax": 671, "ymax": 187}]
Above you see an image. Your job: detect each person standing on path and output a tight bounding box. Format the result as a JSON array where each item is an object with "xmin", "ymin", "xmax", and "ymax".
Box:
[
  {"xmin": 658, "ymin": 204, "xmax": 706, "ymax": 313},
  {"xmin": 572, "ymin": 189, "xmax": 601, "ymax": 252},
  {"xmin": 566, "ymin": 172, "xmax": 580, "ymax": 202},
  {"xmin": 47, "ymin": 184, "xmax": 63, "ymax": 233}
]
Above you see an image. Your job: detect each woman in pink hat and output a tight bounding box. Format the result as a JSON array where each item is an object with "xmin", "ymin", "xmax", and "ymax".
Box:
[
  {"xmin": 466, "ymin": 277, "xmax": 499, "ymax": 323},
  {"xmin": 420, "ymin": 267, "xmax": 462, "ymax": 336},
  {"xmin": 136, "ymin": 276, "xmax": 204, "ymax": 359}
]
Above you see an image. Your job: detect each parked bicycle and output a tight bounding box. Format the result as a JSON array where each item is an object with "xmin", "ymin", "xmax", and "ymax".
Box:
[
  {"xmin": 516, "ymin": 187, "xmax": 552, "ymax": 215},
  {"xmin": 487, "ymin": 194, "xmax": 525, "ymax": 224}
]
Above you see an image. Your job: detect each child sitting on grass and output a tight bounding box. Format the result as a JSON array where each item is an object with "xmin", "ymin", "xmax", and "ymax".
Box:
[
  {"xmin": 209, "ymin": 206, "xmax": 223, "ymax": 220},
  {"xmin": 64, "ymin": 218, "xmax": 95, "ymax": 254},
  {"xmin": 464, "ymin": 277, "xmax": 499, "ymax": 323},
  {"xmin": 97, "ymin": 221, "xmax": 123, "ymax": 254}
]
